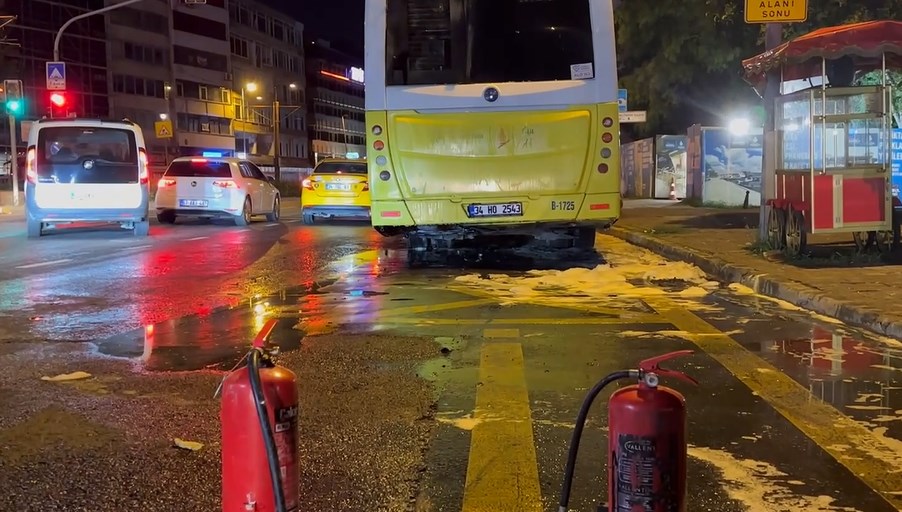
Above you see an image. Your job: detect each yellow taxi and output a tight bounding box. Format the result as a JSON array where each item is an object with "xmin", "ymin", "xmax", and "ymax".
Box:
[{"xmin": 300, "ymin": 158, "xmax": 370, "ymax": 224}]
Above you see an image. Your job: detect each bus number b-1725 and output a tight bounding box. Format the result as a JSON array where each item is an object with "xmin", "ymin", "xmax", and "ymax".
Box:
[{"xmin": 467, "ymin": 202, "xmax": 523, "ymax": 218}]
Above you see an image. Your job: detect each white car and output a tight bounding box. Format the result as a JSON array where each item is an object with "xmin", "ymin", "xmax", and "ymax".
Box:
[
  {"xmin": 24, "ymin": 118, "xmax": 152, "ymax": 238},
  {"xmin": 155, "ymin": 157, "xmax": 281, "ymax": 226}
]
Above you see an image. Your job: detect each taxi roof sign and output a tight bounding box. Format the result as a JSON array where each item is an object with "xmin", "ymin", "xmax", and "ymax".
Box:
[{"xmin": 745, "ymin": 0, "xmax": 807, "ymax": 24}]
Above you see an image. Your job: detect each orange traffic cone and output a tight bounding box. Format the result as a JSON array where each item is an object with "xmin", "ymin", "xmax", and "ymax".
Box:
[{"xmin": 669, "ymin": 178, "xmax": 677, "ymax": 200}]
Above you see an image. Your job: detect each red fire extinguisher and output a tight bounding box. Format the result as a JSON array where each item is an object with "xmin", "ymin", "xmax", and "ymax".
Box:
[
  {"xmin": 220, "ymin": 319, "xmax": 299, "ymax": 512},
  {"xmin": 557, "ymin": 350, "xmax": 697, "ymax": 512}
]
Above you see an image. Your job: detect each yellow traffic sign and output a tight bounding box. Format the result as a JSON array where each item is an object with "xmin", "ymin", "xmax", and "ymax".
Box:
[
  {"xmin": 745, "ymin": 0, "xmax": 807, "ymax": 23},
  {"xmin": 154, "ymin": 120, "xmax": 173, "ymax": 139}
]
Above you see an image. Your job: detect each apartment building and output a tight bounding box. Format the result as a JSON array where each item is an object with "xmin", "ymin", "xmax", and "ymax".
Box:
[
  {"xmin": 229, "ymin": 0, "xmax": 307, "ymax": 165},
  {"xmin": 5, "ymin": 0, "xmax": 109, "ymax": 120},
  {"xmin": 105, "ymin": 0, "xmax": 235, "ymax": 161},
  {"xmin": 305, "ymin": 39, "xmax": 365, "ymax": 162}
]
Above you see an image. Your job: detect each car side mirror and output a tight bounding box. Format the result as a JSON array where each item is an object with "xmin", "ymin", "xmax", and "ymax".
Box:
[{"xmin": 267, "ymin": 176, "xmax": 276, "ymax": 183}]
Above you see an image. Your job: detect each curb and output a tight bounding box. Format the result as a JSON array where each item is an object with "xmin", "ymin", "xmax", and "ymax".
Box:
[{"xmin": 608, "ymin": 226, "xmax": 902, "ymax": 341}]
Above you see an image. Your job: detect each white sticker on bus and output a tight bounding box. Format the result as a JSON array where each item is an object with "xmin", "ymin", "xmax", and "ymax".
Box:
[{"xmin": 570, "ymin": 63, "xmax": 594, "ymax": 80}]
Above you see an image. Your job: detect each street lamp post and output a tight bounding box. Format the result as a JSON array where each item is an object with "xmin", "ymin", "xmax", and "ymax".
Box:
[
  {"xmin": 54, "ymin": 0, "xmax": 146, "ymax": 61},
  {"xmin": 272, "ymin": 84, "xmax": 281, "ymax": 183},
  {"xmin": 243, "ymin": 81, "xmax": 298, "ymax": 183}
]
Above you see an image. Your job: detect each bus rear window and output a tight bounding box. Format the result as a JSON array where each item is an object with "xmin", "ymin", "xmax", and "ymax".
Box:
[
  {"xmin": 165, "ymin": 160, "xmax": 232, "ymax": 178},
  {"xmin": 314, "ymin": 162, "xmax": 367, "ymax": 175},
  {"xmin": 386, "ymin": 0, "xmax": 594, "ymax": 86},
  {"xmin": 35, "ymin": 126, "xmax": 139, "ymax": 184}
]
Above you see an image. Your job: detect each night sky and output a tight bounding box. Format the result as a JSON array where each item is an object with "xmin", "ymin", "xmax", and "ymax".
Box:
[{"xmin": 263, "ymin": 0, "xmax": 364, "ymax": 55}]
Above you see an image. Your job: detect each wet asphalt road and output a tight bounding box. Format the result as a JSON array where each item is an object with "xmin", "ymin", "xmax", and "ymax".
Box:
[{"xmin": 0, "ymin": 208, "xmax": 901, "ymax": 511}]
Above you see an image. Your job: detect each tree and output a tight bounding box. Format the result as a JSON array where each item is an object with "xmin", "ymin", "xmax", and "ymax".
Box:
[
  {"xmin": 615, "ymin": 0, "xmax": 902, "ymax": 136},
  {"xmin": 855, "ymin": 70, "xmax": 902, "ymax": 128},
  {"xmin": 615, "ymin": 0, "xmax": 760, "ymax": 137}
]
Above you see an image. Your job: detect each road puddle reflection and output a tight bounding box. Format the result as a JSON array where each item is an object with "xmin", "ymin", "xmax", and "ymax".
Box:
[
  {"xmin": 92, "ymin": 249, "xmax": 411, "ymax": 371},
  {"xmin": 699, "ymin": 286, "xmax": 902, "ymax": 453}
]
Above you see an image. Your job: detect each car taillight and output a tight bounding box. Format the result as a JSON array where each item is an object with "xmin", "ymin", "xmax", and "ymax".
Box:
[
  {"xmin": 138, "ymin": 149, "xmax": 149, "ymax": 184},
  {"xmin": 302, "ymin": 178, "xmax": 313, "ymax": 190},
  {"xmin": 158, "ymin": 178, "xmax": 176, "ymax": 188},
  {"xmin": 212, "ymin": 180, "xmax": 238, "ymax": 188},
  {"xmin": 25, "ymin": 147, "xmax": 36, "ymax": 183},
  {"xmin": 362, "ymin": 181, "xmax": 369, "ymax": 191}
]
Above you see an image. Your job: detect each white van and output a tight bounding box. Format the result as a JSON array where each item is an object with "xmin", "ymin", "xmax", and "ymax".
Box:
[{"xmin": 24, "ymin": 118, "xmax": 152, "ymax": 238}]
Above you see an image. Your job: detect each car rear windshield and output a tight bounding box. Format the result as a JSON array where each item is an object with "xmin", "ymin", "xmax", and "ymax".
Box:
[
  {"xmin": 313, "ymin": 162, "xmax": 367, "ymax": 175},
  {"xmin": 385, "ymin": 0, "xmax": 594, "ymax": 86},
  {"xmin": 164, "ymin": 160, "xmax": 232, "ymax": 178},
  {"xmin": 35, "ymin": 126, "xmax": 139, "ymax": 184}
]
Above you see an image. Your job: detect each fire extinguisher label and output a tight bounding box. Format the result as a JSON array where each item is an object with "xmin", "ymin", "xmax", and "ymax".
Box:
[
  {"xmin": 275, "ymin": 405, "xmax": 300, "ymax": 511},
  {"xmin": 612, "ymin": 434, "xmax": 678, "ymax": 512}
]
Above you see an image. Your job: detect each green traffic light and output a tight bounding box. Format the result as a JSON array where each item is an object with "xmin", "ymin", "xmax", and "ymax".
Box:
[{"xmin": 6, "ymin": 99, "xmax": 21, "ymax": 114}]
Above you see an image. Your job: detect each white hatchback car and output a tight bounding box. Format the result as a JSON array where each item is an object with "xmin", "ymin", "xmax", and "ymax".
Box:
[{"xmin": 155, "ymin": 157, "xmax": 281, "ymax": 225}]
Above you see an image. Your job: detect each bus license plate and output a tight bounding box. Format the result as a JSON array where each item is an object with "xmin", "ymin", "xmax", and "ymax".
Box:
[
  {"xmin": 467, "ymin": 202, "xmax": 523, "ymax": 217},
  {"xmin": 179, "ymin": 199, "xmax": 208, "ymax": 207}
]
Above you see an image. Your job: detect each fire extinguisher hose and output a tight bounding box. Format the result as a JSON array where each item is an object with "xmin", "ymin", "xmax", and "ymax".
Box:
[
  {"xmin": 248, "ymin": 348, "xmax": 288, "ymax": 512},
  {"xmin": 557, "ymin": 370, "xmax": 633, "ymax": 512}
]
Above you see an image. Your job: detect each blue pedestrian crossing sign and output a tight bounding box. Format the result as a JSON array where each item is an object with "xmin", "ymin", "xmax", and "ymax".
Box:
[
  {"xmin": 46, "ymin": 62, "xmax": 66, "ymax": 91},
  {"xmin": 618, "ymin": 89, "xmax": 628, "ymax": 112}
]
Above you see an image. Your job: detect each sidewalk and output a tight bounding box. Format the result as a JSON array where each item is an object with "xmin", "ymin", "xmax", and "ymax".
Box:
[
  {"xmin": 611, "ymin": 199, "xmax": 902, "ymax": 340},
  {"xmin": 0, "ymin": 189, "xmax": 23, "ymax": 219}
]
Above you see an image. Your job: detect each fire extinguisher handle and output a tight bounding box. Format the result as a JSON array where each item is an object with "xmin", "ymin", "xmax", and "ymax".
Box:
[
  {"xmin": 252, "ymin": 319, "xmax": 279, "ymax": 349},
  {"xmin": 638, "ymin": 349, "xmax": 698, "ymax": 386}
]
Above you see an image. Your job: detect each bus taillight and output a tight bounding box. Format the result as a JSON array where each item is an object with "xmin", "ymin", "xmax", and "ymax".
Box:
[
  {"xmin": 372, "ymin": 125, "xmax": 382, "ymax": 135},
  {"xmin": 374, "ymin": 140, "xmax": 384, "ymax": 151},
  {"xmin": 602, "ymin": 117, "xmax": 614, "ymax": 128},
  {"xmin": 602, "ymin": 132, "xmax": 613, "ymax": 143},
  {"xmin": 597, "ymin": 163, "xmax": 609, "ymax": 174}
]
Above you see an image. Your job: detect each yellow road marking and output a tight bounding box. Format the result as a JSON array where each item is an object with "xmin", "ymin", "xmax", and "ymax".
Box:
[
  {"xmin": 462, "ymin": 343, "xmax": 542, "ymax": 512},
  {"xmin": 377, "ymin": 316, "xmax": 661, "ymax": 325},
  {"xmin": 647, "ymin": 297, "xmax": 902, "ymax": 509},
  {"xmin": 379, "ymin": 298, "xmax": 498, "ymax": 317},
  {"xmin": 483, "ymin": 328, "xmax": 519, "ymax": 338}
]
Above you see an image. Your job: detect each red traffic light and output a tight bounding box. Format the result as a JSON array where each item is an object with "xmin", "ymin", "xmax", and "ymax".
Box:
[{"xmin": 50, "ymin": 92, "xmax": 66, "ymax": 107}]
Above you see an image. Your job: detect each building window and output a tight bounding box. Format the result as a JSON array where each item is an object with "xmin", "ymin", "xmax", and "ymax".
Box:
[
  {"xmin": 113, "ymin": 74, "xmax": 166, "ymax": 98},
  {"xmin": 176, "ymin": 81, "xmax": 185, "ymax": 97},
  {"xmin": 255, "ymin": 46, "xmax": 272, "ymax": 68},
  {"xmin": 173, "ymin": 11, "xmax": 227, "ymax": 40},
  {"xmin": 271, "ymin": 20, "xmax": 285, "ymax": 41},
  {"xmin": 123, "ymin": 42, "xmax": 167, "ymax": 66},
  {"xmin": 255, "ymin": 12, "xmax": 269, "ymax": 33},
  {"xmin": 230, "ymin": 36, "xmax": 249, "ymax": 59},
  {"xmin": 173, "ymin": 45, "xmax": 229, "ymax": 73},
  {"xmin": 176, "ymin": 113, "xmax": 232, "ymax": 135},
  {"xmin": 110, "ymin": 8, "xmax": 168, "ymax": 34},
  {"xmin": 231, "ymin": 5, "xmax": 251, "ymax": 26},
  {"xmin": 199, "ymin": 85, "xmax": 208, "ymax": 101},
  {"xmin": 220, "ymin": 88, "xmax": 230, "ymax": 104}
]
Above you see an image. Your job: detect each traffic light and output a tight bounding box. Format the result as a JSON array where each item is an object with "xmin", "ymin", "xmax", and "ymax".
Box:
[
  {"xmin": 50, "ymin": 92, "xmax": 66, "ymax": 107},
  {"xmin": 3, "ymin": 79, "xmax": 22, "ymax": 116}
]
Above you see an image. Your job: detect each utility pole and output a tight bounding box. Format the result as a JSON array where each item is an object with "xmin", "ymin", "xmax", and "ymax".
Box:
[
  {"xmin": 8, "ymin": 113, "xmax": 16, "ymax": 206},
  {"xmin": 273, "ymin": 98, "xmax": 281, "ymax": 182},
  {"xmin": 743, "ymin": 0, "xmax": 806, "ymax": 240},
  {"xmin": 758, "ymin": 22, "xmax": 783, "ymax": 241}
]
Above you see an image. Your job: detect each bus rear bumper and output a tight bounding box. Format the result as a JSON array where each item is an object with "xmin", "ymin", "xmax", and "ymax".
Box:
[{"xmin": 371, "ymin": 193, "xmax": 621, "ymax": 229}]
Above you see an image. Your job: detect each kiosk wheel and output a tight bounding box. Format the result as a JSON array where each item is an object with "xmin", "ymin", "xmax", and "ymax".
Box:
[
  {"xmin": 767, "ymin": 207, "xmax": 786, "ymax": 250},
  {"xmin": 784, "ymin": 209, "xmax": 807, "ymax": 257}
]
